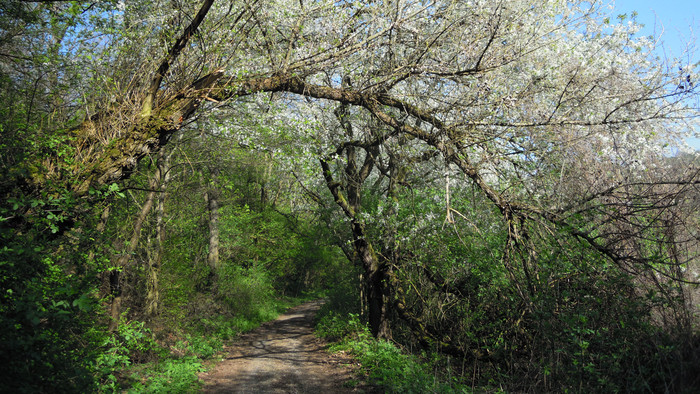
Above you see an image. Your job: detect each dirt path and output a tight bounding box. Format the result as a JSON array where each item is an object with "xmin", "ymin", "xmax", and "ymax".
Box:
[{"xmin": 199, "ymin": 300, "xmax": 375, "ymax": 393}]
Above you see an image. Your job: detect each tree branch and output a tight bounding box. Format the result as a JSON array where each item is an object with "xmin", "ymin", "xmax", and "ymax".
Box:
[{"xmin": 141, "ymin": 0, "xmax": 216, "ymax": 117}]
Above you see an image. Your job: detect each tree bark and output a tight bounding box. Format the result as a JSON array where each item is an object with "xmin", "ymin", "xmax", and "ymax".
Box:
[
  {"xmin": 355, "ymin": 223, "xmax": 392, "ymax": 339},
  {"xmin": 145, "ymin": 147, "xmax": 172, "ymax": 317},
  {"xmin": 204, "ymin": 170, "xmax": 221, "ymax": 272},
  {"xmin": 320, "ymin": 133, "xmax": 392, "ymax": 339},
  {"xmin": 108, "ymin": 177, "xmax": 158, "ymax": 331}
]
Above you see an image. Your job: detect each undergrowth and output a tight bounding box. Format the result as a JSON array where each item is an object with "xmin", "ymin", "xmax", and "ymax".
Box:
[
  {"xmin": 314, "ymin": 264, "xmax": 700, "ymax": 393},
  {"xmin": 316, "ymin": 312, "xmax": 471, "ymax": 393},
  {"xmin": 94, "ymin": 315, "xmax": 216, "ymax": 393},
  {"xmin": 96, "ymin": 295, "xmax": 314, "ymax": 393}
]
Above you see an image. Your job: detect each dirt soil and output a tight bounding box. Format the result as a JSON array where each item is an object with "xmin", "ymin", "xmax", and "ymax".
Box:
[{"xmin": 199, "ymin": 300, "xmax": 377, "ymax": 393}]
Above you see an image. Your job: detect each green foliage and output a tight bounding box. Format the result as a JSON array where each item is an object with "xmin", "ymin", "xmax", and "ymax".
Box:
[
  {"xmin": 123, "ymin": 359, "xmax": 198, "ymax": 393},
  {"xmin": 116, "ymin": 334, "xmax": 223, "ymax": 393},
  {"xmin": 315, "ymin": 261, "xmax": 362, "ymax": 322},
  {"xmin": 125, "ymin": 357, "xmax": 204, "ymax": 394},
  {"xmin": 94, "ymin": 318, "xmax": 160, "ymax": 389},
  {"xmin": 0, "ymin": 226, "xmax": 104, "ymax": 392},
  {"xmin": 393, "ymin": 221, "xmax": 700, "ymax": 392},
  {"xmin": 217, "ymin": 263, "xmax": 276, "ymax": 320},
  {"xmin": 316, "ymin": 312, "xmax": 366, "ymax": 341},
  {"xmin": 317, "ymin": 313, "xmax": 469, "ymax": 393},
  {"xmin": 94, "ymin": 327, "xmax": 217, "ymax": 393},
  {"xmin": 219, "ymin": 204, "xmax": 338, "ymax": 296},
  {"xmin": 174, "ymin": 335, "xmax": 222, "ymax": 360},
  {"xmin": 522, "ymin": 261, "xmax": 693, "ymax": 392}
]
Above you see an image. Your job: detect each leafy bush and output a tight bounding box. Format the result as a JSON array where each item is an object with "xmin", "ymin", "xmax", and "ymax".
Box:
[
  {"xmin": 317, "ymin": 312, "xmax": 366, "ymax": 341},
  {"xmin": 92, "ymin": 319, "xmax": 223, "ymax": 393},
  {"xmin": 0, "ymin": 243, "xmax": 103, "ymax": 393},
  {"xmin": 317, "ymin": 313, "xmax": 469, "ymax": 393},
  {"xmin": 173, "ymin": 335, "xmax": 222, "ymax": 359},
  {"xmin": 93, "ymin": 318, "xmax": 160, "ymax": 391},
  {"xmin": 314, "ymin": 262, "xmax": 362, "ymax": 326},
  {"xmin": 217, "ymin": 264, "xmax": 275, "ymax": 320}
]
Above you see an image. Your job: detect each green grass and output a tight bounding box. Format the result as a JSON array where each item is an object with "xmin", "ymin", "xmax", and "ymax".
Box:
[
  {"xmin": 125, "ymin": 357, "xmax": 205, "ymax": 393},
  {"xmin": 98, "ymin": 295, "xmax": 317, "ymax": 393},
  {"xmin": 316, "ymin": 312, "xmax": 472, "ymax": 393}
]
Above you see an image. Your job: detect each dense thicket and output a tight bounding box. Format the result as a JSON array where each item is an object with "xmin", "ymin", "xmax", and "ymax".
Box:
[{"xmin": 1, "ymin": 0, "xmax": 699, "ymax": 391}]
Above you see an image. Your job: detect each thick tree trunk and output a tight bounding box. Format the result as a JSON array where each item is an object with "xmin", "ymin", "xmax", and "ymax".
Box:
[
  {"xmin": 319, "ymin": 106, "xmax": 392, "ymax": 339},
  {"xmin": 353, "ymin": 222, "xmax": 392, "ymax": 339},
  {"xmin": 365, "ymin": 262, "xmax": 391, "ymax": 339}
]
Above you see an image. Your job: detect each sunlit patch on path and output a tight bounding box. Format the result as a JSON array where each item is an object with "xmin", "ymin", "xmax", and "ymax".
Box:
[{"xmin": 199, "ymin": 300, "xmax": 374, "ymax": 393}]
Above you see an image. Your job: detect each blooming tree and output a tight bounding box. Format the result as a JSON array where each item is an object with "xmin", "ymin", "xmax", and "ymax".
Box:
[{"xmin": 3, "ymin": 0, "xmax": 699, "ymax": 340}]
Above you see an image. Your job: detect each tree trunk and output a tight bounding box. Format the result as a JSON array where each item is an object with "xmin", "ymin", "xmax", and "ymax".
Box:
[
  {"xmin": 207, "ymin": 192, "xmax": 220, "ymax": 271},
  {"xmin": 108, "ymin": 178, "xmax": 158, "ymax": 331},
  {"xmin": 93, "ymin": 205, "xmax": 112, "ymax": 295},
  {"xmin": 204, "ymin": 170, "xmax": 221, "ymax": 272},
  {"xmin": 319, "ymin": 111, "xmax": 391, "ymax": 338},
  {"xmin": 145, "ymin": 147, "xmax": 172, "ymax": 317},
  {"xmin": 353, "ymin": 221, "xmax": 392, "ymax": 339}
]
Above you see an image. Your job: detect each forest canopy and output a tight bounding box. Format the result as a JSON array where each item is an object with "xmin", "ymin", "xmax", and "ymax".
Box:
[{"xmin": 1, "ymin": 0, "xmax": 699, "ymax": 392}]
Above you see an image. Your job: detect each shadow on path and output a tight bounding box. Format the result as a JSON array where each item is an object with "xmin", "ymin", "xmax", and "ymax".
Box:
[{"xmin": 199, "ymin": 300, "xmax": 375, "ymax": 393}]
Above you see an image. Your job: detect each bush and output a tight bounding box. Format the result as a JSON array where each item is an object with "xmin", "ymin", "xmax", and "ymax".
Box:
[
  {"xmin": 0, "ymin": 247, "xmax": 103, "ymax": 393},
  {"xmin": 317, "ymin": 313, "xmax": 469, "ymax": 393},
  {"xmin": 217, "ymin": 264, "xmax": 275, "ymax": 320},
  {"xmin": 317, "ymin": 312, "xmax": 365, "ymax": 341}
]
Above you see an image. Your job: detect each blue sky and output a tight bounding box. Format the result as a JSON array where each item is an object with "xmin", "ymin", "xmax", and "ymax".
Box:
[{"xmin": 611, "ymin": 0, "xmax": 699, "ymax": 150}]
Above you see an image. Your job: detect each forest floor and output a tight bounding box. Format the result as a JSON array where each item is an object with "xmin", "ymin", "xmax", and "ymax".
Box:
[{"xmin": 198, "ymin": 300, "xmax": 377, "ymax": 393}]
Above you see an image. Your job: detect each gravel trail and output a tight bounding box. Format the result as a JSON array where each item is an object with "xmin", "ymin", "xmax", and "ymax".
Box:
[{"xmin": 199, "ymin": 300, "xmax": 374, "ymax": 393}]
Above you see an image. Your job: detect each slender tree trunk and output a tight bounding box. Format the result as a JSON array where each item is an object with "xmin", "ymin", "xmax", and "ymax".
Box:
[
  {"xmin": 359, "ymin": 269, "xmax": 366, "ymax": 320},
  {"xmin": 109, "ymin": 179, "xmax": 158, "ymax": 331},
  {"xmin": 94, "ymin": 205, "xmax": 112, "ymax": 296},
  {"xmin": 207, "ymin": 191, "xmax": 220, "ymax": 271},
  {"xmin": 260, "ymin": 157, "xmax": 273, "ymax": 209},
  {"xmin": 145, "ymin": 147, "xmax": 172, "ymax": 317},
  {"xmin": 204, "ymin": 170, "xmax": 221, "ymax": 272}
]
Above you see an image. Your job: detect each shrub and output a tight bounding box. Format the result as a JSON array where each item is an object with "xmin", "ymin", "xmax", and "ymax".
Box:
[{"xmin": 317, "ymin": 313, "xmax": 469, "ymax": 393}]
